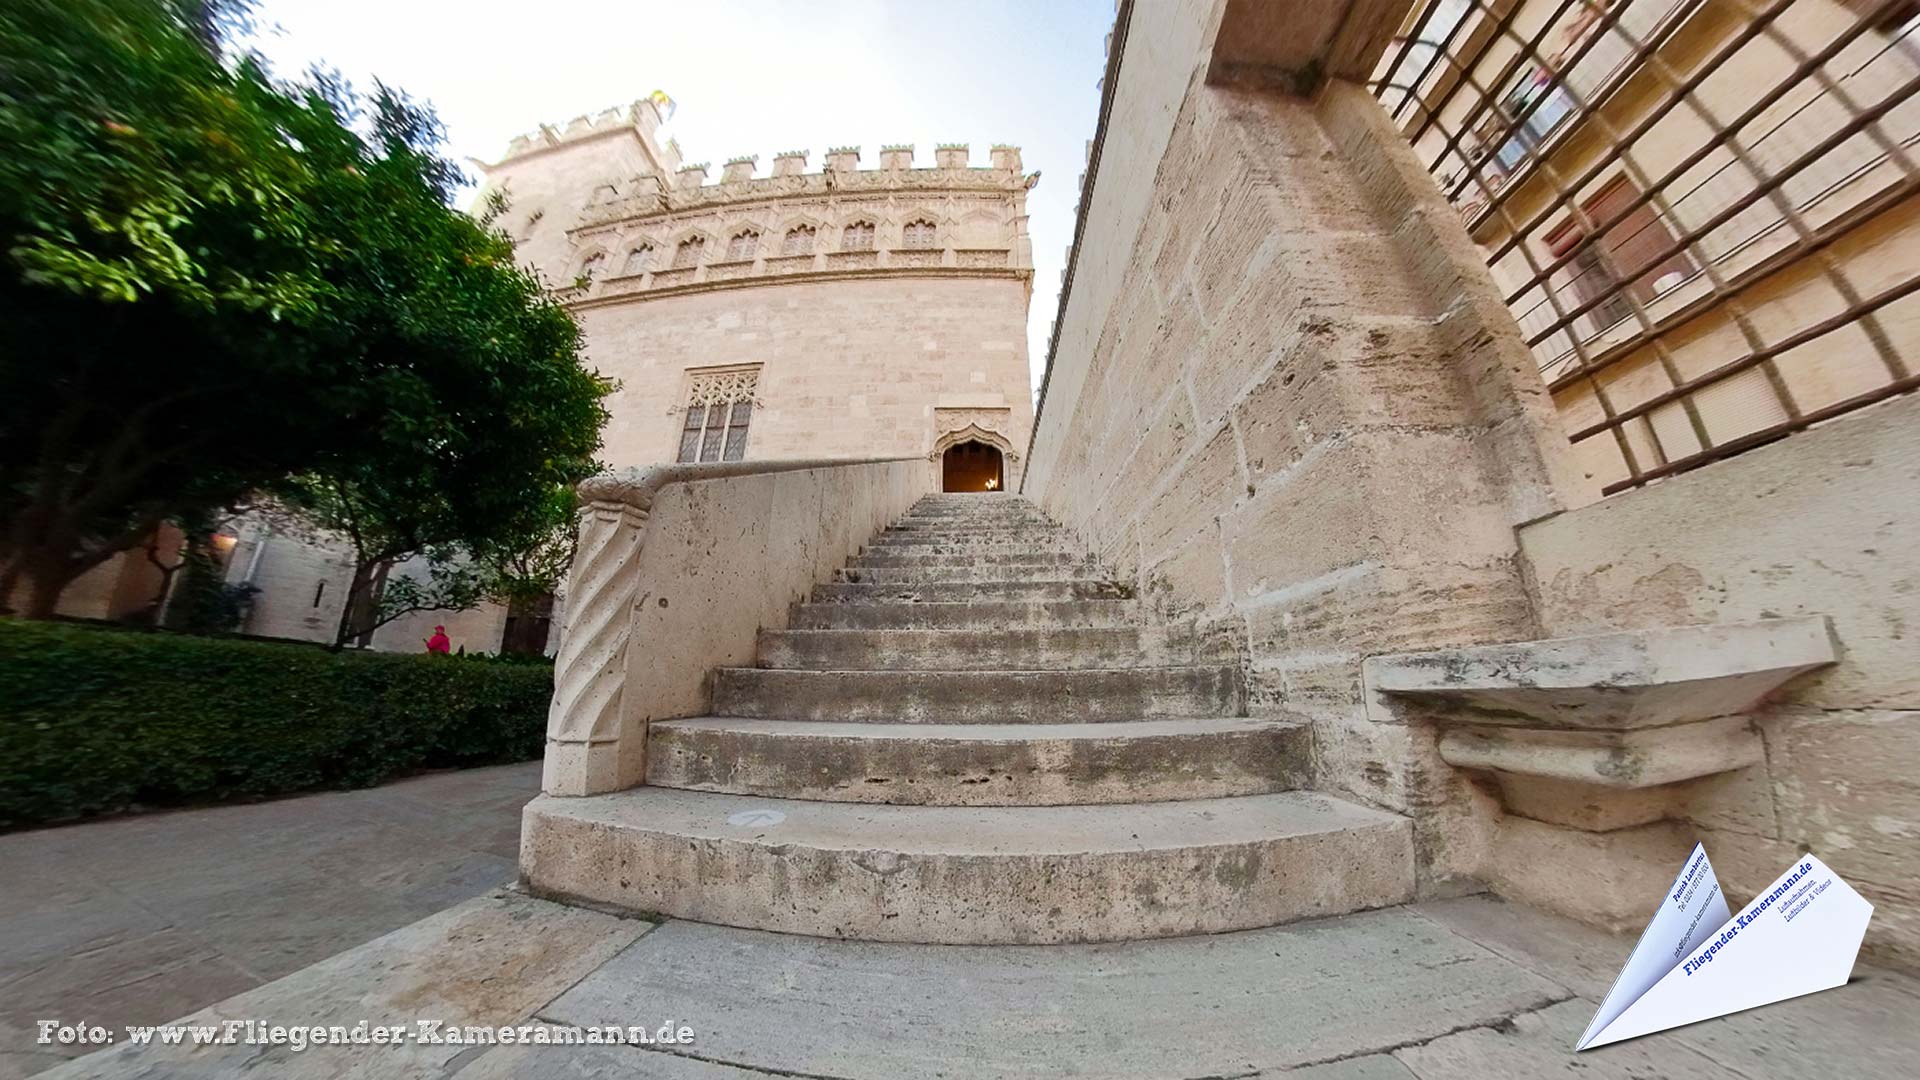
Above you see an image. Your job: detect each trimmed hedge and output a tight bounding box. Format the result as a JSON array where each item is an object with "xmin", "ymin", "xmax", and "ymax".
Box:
[{"xmin": 0, "ymin": 621, "xmax": 552, "ymax": 829}]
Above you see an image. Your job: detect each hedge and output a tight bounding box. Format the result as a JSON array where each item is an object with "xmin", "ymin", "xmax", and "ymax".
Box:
[{"xmin": 0, "ymin": 620, "xmax": 552, "ymax": 829}]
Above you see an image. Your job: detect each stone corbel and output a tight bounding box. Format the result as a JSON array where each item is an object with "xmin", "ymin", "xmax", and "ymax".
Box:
[{"xmin": 1363, "ymin": 617, "xmax": 1837, "ymax": 829}]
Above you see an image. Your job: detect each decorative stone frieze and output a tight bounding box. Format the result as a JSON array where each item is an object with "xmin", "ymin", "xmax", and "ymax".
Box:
[{"xmin": 577, "ymin": 161, "xmax": 1032, "ymax": 230}]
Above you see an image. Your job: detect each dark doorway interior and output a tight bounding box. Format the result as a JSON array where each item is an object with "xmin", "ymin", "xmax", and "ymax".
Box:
[
  {"xmin": 501, "ymin": 592, "xmax": 555, "ymax": 656},
  {"xmin": 941, "ymin": 441, "xmax": 1004, "ymax": 493}
]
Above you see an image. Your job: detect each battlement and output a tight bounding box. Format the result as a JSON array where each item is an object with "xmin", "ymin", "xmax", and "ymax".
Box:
[
  {"xmin": 574, "ymin": 142, "xmax": 1032, "ymax": 230},
  {"xmin": 683, "ymin": 142, "xmax": 1022, "ymax": 179},
  {"xmin": 497, "ymin": 96, "xmax": 675, "ymax": 163}
]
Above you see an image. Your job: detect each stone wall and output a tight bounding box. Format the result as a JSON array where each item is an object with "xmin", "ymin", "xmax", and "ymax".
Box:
[
  {"xmin": 1517, "ymin": 393, "xmax": 1920, "ymax": 968},
  {"xmin": 1024, "ymin": 5, "xmax": 1588, "ymax": 895},
  {"xmin": 578, "ymin": 276, "xmax": 1033, "ymax": 485},
  {"xmin": 1021, "ymin": 0, "xmax": 1918, "ymax": 969}
]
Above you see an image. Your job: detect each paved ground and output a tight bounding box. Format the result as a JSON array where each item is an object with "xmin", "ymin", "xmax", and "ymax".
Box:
[
  {"xmin": 0, "ymin": 762, "xmax": 541, "ymax": 1080},
  {"xmin": 9, "ymin": 765, "xmax": 1919, "ymax": 1077},
  {"xmin": 27, "ymin": 886, "xmax": 1920, "ymax": 1079}
]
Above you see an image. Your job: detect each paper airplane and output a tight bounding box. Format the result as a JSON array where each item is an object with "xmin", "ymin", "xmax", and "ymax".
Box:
[{"xmin": 1577, "ymin": 844, "xmax": 1872, "ymax": 1050}]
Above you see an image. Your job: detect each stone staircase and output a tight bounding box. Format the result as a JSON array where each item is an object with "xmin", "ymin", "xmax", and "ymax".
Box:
[{"xmin": 521, "ymin": 493, "xmax": 1413, "ymax": 943}]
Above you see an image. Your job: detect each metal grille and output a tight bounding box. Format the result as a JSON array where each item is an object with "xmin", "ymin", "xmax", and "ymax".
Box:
[{"xmin": 1371, "ymin": 0, "xmax": 1920, "ymax": 494}]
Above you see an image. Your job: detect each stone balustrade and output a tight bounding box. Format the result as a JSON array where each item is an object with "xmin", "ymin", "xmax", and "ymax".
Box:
[{"xmin": 543, "ymin": 458, "xmax": 932, "ymax": 796}]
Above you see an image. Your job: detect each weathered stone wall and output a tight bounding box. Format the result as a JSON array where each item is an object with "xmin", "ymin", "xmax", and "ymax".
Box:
[
  {"xmin": 1024, "ymin": 0, "xmax": 1919, "ymax": 971},
  {"xmin": 477, "ymin": 100, "xmax": 681, "ymax": 288},
  {"xmin": 1518, "ymin": 393, "xmax": 1920, "ymax": 968},
  {"xmin": 578, "ymin": 276, "xmax": 1032, "ymax": 484},
  {"xmin": 1024, "ymin": 20, "xmax": 1588, "ymax": 894}
]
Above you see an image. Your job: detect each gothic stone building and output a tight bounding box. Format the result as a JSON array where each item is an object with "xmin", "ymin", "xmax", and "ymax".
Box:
[
  {"xmin": 52, "ymin": 100, "xmax": 1039, "ymax": 654},
  {"xmin": 487, "ymin": 100, "xmax": 1037, "ymax": 489}
]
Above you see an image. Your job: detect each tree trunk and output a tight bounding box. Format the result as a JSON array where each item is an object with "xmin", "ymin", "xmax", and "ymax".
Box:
[
  {"xmin": 22, "ymin": 560, "xmax": 79, "ymax": 620},
  {"xmin": 0, "ymin": 558, "xmax": 22, "ymax": 616},
  {"xmin": 334, "ymin": 558, "xmax": 394, "ymax": 649},
  {"xmin": 334, "ymin": 560, "xmax": 376, "ymax": 649}
]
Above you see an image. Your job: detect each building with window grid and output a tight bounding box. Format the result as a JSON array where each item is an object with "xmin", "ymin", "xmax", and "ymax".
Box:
[{"xmin": 1373, "ymin": 0, "xmax": 1920, "ymax": 492}]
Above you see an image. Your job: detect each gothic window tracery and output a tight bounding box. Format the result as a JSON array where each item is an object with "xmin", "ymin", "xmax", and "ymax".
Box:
[
  {"xmin": 783, "ymin": 225, "xmax": 816, "ymax": 255},
  {"xmin": 677, "ymin": 366, "xmax": 760, "ymax": 463},
  {"xmin": 726, "ymin": 230, "xmax": 760, "ymax": 262},
  {"xmin": 623, "ymin": 245, "xmax": 654, "ymax": 275},
  {"xmin": 672, "ymin": 236, "xmax": 705, "ymax": 268},
  {"xmin": 903, "ymin": 219, "xmax": 938, "ymax": 248},
  {"xmin": 578, "ymin": 251, "xmax": 606, "ymax": 281},
  {"xmin": 842, "ymin": 221, "xmax": 876, "ymax": 251}
]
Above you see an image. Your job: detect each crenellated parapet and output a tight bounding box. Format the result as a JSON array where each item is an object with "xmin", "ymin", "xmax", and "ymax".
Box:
[
  {"xmin": 497, "ymin": 96, "xmax": 679, "ymax": 169},
  {"xmin": 575, "ymin": 142, "xmax": 1033, "ymax": 230},
  {"xmin": 555, "ymin": 141, "xmax": 1039, "ymax": 306}
]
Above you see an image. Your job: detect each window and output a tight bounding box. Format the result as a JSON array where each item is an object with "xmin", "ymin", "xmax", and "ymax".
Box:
[
  {"xmin": 1382, "ymin": 0, "xmax": 1472, "ymax": 111},
  {"xmin": 623, "ymin": 245, "xmax": 653, "ymax": 275},
  {"xmin": 783, "ymin": 225, "xmax": 816, "ymax": 255},
  {"xmin": 1545, "ymin": 177, "xmax": 1697, "ymax": 338},
  {"xmin": 1488, "ymin": 67, "xmax": 1576, "ymax": 173},
  {"xmin": 578, "ymin": 252, "xmax": 605, "ymax": 281},
  {"xmin": 726, "ymin": 230, "xmax": 759, "ymax": 262},
  {"xmin": 842, "ymin": 221, "xmax": 875, "ymax": 251},
  {"xmin": 672, "ymin": 236, "xmax": 705, "ymax": 268},
  {"xmin": 903, "ymin": 219, "xmax": 937, "ymax": 248},
  {"xmin": 676, "ymin": 366, "xmax": 760, "ymax": 463}
]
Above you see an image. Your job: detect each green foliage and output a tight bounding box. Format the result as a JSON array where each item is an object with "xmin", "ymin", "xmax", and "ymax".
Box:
[
  {"xmin": 0, "ymin": 0, "xmax": 608, "ymax": 616},
  {"xmin": 0, "ymin": 620, "xmax": 551, "ymax": 829},
  {"xmin": 474, "ymin": 484, "xmax": 580, "ymax": 609},
  {"xmin": 161, "ymin": 540, "xmax": 256, "ymax": 633}
]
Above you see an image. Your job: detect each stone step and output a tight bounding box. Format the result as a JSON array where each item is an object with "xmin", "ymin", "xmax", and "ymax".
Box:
[
  {"xmin": 906, "ymin": 495, "xmax": 1039, "ymax": 511},
  {"xmin": 833, "ymin": 563, "xmax": 1106, "ymax": 585},
  {"xmin": 711, "ymin": 666, "xmax": 1243, "ymax": 723},
  {"xmin": 847, "ymin": 550, "xmax": 1090, "ymax": 569},
  {"xmin": 520, "ymin": 788, "xmax": 1416, "ymax": 944},
  {"xmin": 645, "ymin": 717, "xmax": 1310, "ymax": 805},
  {"xmin": 756, "ymin": 627, "xmax": 1219, "ymax": 670},
  {"xmin": 883, "ymin": 515, "xmax": 1052, "ymax": 526},
  {"xmin": 790, "ymin": 599, "xmax": 1143, "ymax": 631},
  {"xmin": 867, "ymin": 534, "xmax": 1081, "ymax": 551},
  {"xmin": 813, "ymin": 580, "xmax": 1130, "ymax": 604},
  {"xmin": 884, "ymin": 520, "xmax": 1063, "ymax": 534},
  {"xmin": 873, "ymin": 531, "xmax": 1070, "ymax": 547}
]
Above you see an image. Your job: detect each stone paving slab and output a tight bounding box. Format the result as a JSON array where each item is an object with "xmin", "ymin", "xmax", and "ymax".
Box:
[
  {"xmin": 1411, "ymin": 895, "xmax": 1920, "ymax": 1080},
  {"xmin": 455, "ymin": 1028, "xmax": 768, "ymax": 1079},
  {"xmin": 32, "ymin": 888, "xmax": 1920, "ymax": 1079},
  {"xmin": 35, "ymin": 893, "xmax": 651, "ymax": 1080},
  {"xmin": 538, "ymin": 909, "xmax": 1570, "ymax": 1078},
  {"xmin": 1392, "ymin": 998, "xmax": 1745, "ymax": 1079}
]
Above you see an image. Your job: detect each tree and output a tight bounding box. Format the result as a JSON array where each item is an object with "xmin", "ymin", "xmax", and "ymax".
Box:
[{"xmin": 0, "ymin": 0, "xmax": 608, "ymax": 617}]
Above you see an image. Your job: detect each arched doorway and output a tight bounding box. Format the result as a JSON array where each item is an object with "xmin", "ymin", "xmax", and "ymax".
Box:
[{"xmin": 942, "ymin": 440, "xmax": 1004, "ymax": 492}]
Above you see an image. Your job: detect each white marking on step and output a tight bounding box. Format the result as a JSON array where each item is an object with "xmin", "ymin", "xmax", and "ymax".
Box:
[{"xmin": 727, "ymin": 809, "xmax": 787, "ymax": 828}]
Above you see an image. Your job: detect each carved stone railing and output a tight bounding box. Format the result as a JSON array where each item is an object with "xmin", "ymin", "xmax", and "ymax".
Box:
[{"xmin": 543, "ymin": 457, "xmax": 931, "ymax": 796}]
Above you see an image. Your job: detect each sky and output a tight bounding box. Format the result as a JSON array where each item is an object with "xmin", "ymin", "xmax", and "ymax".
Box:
[{"xmin": 239, "ymin": 0, "xmax": 1117, "ymax": 393}]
